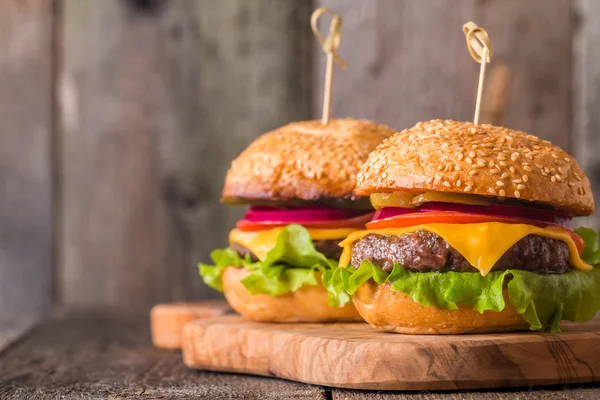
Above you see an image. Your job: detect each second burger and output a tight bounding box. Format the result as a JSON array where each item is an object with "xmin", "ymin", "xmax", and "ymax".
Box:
[{"xmin": 200, "ymin": 118, "xmax": 395, "ymax": 322}]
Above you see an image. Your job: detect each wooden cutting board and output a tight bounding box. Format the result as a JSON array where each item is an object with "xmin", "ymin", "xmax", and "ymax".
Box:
[
  {"xmin": 150, "ymin": 301, "xmax": 231, "ymax": 349},
  {"xmin": 181, "ymin": 315, "xmax": 600, "ymax": 391}
]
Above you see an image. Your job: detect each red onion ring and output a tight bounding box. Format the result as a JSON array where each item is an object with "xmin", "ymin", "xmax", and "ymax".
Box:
[
  {"xmin": 371, "ymin": 203, "xmax": 571, "ymax": 228},
  {"xmin": 243, "ymin": 206, "xmax": 371, "ymax": 224}
]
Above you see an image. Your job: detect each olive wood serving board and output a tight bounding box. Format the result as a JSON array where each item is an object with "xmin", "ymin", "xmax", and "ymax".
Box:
[
  {"xmin": 181, "ymin": 315, "xmax": 600, "ymax": 391},
  {"xmin": 150, "ymin": 301, "xmax": 231, "ymax": 349}
]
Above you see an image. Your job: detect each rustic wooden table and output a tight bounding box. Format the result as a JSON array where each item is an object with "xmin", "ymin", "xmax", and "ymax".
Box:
[{"xmin": 1, "ymin": 311, "xmax": 599, "ymax": 399}]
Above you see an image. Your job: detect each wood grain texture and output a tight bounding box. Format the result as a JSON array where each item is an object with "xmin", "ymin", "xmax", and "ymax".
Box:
[
  {"xmin": 574, "ymin": 0, "xmax": 600, "ymax": 231},
  {"xmin": 150, "ymin": 300, "xmax": 231, "ymax": 349},
  {"xmin": 0, "ymin": 314, "xmax": 36, "ymax": 355},
  {"xmin": 0, "ymin": 311, "xmax": 327, "ymax": 400},
  {"xmin": 0, "ymin": 0, "xmax": 53, "ymax": 316},
  {"xmin": 58, "ymin": 0, "xmax": 313, "ymax": 309},
  {"xmin": 314, "ymin": 0, "xmax": 572, "ymax": 149},
  {"xmin": 334, "ymin": 385, "xmax": 600, "ymax": 399},
  {"xmin": 182, "ymin": 315, "xmax": 600, "ymax": 391}
]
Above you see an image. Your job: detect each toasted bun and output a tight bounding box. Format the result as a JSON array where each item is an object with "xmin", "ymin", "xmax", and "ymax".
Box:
[
  {"xmin": 352, "ymin": 280, "xmax": 528, "ymax": 334},
  {"xmin": 223, "ymin": 119, "xmax": 395, "ymax": 202},
  {"xmin": 356, "ymin": 120, "xmax": 594, "ymax": 216},
  {"xmin": 222, "ymin": 267, "xmax": 362, "ymax": 322}
]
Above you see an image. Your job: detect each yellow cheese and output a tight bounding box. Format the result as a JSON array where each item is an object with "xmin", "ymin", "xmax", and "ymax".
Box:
[
  {"xmin": 338, "ymin": 223, "xmax": 591, "ymax": 276},
  {"xmin": 229, "ymin": 227, "xmax": 359, "ymax": 261}
]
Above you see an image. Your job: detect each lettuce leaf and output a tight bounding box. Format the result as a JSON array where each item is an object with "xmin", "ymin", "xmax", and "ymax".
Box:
[
  {"xmin": 326, "ymin": 227, "xmax": 600, "ymax": 332},
  {"xmin": 198, "ymin": 224, "xmax": 347, "ymax": 304}
]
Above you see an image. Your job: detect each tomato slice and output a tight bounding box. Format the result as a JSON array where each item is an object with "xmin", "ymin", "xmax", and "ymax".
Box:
[
  {"xmin": 236, "ymin": 212, "xmax": 374, "ymax": 232},
  {"xmin": 365, "ymin": 211, "xmax": 586, "ymax": 255},
  {"xmin": 365, "ymin": 211, "xmax": 539, "ymax": 230},
  {"xmin": 566, "ymin": 229, "xmax": 585, "ymax": 254}
]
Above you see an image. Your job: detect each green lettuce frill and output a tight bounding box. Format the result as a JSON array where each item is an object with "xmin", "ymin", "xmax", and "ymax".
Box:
[{"xmin": 198, "ymin": 224, "xmax": 351, "ymax": 307}]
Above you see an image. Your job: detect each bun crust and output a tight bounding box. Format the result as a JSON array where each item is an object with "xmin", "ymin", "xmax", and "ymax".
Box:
[
  {"xmin": 352, "ymin": 280, "xmax": 528, "ymax": 334},
  {"xmin": 222, "ymin": 267, "xmax": 362, "ymax": 322},
  {"xmin": 356, "ymin": 120, "xmax": 594, "ymax": 216},
  {"xmin": 223, "ymin": 119, "xmax": 395, "ymax": 201}
]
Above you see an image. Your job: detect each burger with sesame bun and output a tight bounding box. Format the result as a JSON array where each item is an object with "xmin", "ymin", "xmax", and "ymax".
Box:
[
  {"xmin": 199, "ymin": 118, "xmax": 395, "ymax": 322},
  {"xmin": 325, "ymin": 119, "xmax": 600, "ymax": 333}
]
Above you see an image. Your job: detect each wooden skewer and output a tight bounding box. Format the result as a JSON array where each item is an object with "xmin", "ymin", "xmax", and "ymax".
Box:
[
  {"xmin": 311, "ymin": 8, "xmax": 346, "ymax": 125},
  {"xmin": 474, "ymin": 46, "xmax": 488, "ymax": 125},
  {"xmin": 463, "ymin": 21, "xmax": 493, "ymax": 126}
]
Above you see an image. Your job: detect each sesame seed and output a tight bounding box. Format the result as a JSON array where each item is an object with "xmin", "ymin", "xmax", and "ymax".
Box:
[
  {"xmin": 490, "ymin": 168, "xmax": 499, "ymax": 174},
  {"xmin": 441, "ymin": 143, "xmax": 449, "ymax": 150},
  {"xmin": 496, "ymin": 181, "xmax": 505, "ymax": 187},
  {"xmin": 523, "ymin": 175, "xmax": 529, "ymax": 182},
  {"xmin": 499, "ymin": 189, "xmax": 506, "ymax": 197},
  {"xmin": 456, "ymin": 179, "xmax": 462, "ymax": 187},
  {"xmin": 437, "ymin": 165, "xmax": 444, "ymax": 171},
  {"xmin": 427, "ymin": 177, "xmax": 434, "ymax": 184},
  {"xmin": 489, "ymin": 160, "xmax": 495, "ymax": 167},
  {"xmin": 435, "ymin": 173, "xmax": 442, "ymax": 180},
  {"xmin": 509, "ymin": 166, "xmax": 516, "ymax": 173},
  {"xmin": 564, "ymin": 157, "xmax": 570, "ymax": 162},
  {"xmin": 501, "ymin": 172, "xmax": 509, "ymax": 179},
  {"xmin": 464, "ymin": 185, "xmax": 473, "ymax": 192},
  {"xmin": 469, "ymin": 170, "xmax": 477, "ymax": 176},
  {"xmin": 551, "ymin": 176, "xmax": 556, "ymax": 183},
  {"xmin": 575, "ymin": 173, "xmax": 582, "ymax": 181},
  {"xmin": 568, "ymin": 182, "xmax": 575, "ymax": 187},
  {"xmin": 466, "ymin": 157, "xmax": 473, "ymax": 164},
  {"xmin": 517, "ymin": 184, "xmax": 526, "ymax": 190},
  {"xmin": 489, "ymin": 188, "xmax": 497, "ymax": 195},
  {"xmin": 511, "ymin": 155, "xmax": 518, "ymax": 161},
  {"xmin": 551, "ymin": 153, "xmax": 559, "ymax": 159},
  {"xmin": 513, "ymin": 179, "xmax": 523, "ymax": 184},
  {"xmin": 558, "ymin": 167, "xmax": 563, "ymax": 174},
  {"xmin": 455, "ymin": 165, "xmax": 462, "ymax": 171},
  {"xmin": 469, "ymin": 151, "xmax": 476, "ymax": 158},
  {"xmin": 477, "ymin": 159, "xmax": 486, "ymax": 166},
  {"xmin": 555, "ymin": 174, "xmax": 562, "ymax": 182},
  {"xmin": 499, "ymin": 161, "xmax": 507, "ymax": 167},
  {"xmin": 544, "ymin": 167, "xmax": 550, "ymax": 173},
  {"xmin": 523, "ymin": 165, "xmax": 532, "ymax": 172},
  {"xmin": 443, "ymin": 181, "xmax": 451, "ymax": 187},
  {"xmin": 458, "ymin": 153, "xmax": 464, "ymax": 161},
  {"xmin": 514, "ymin": 190, "xmax": 521, "ymax": 198}
]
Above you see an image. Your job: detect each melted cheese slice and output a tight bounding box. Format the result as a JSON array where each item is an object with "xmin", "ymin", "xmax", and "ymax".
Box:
[
  {"xmin": 229, "ymin": 227, "xmax": 359, "ymax": 261},
  {"xmin": 338, "ymin": 223, "xmax": 591, "ymax": 276}
]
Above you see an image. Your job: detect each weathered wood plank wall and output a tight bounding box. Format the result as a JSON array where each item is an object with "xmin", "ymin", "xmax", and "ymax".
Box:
[
  {"xmin": 57, "ymin": 0, "xmax": 313, "ymax": 310},
  {"xmin": 1, "ymin": 0, "xmax": 599, "ymax": 315},
  {"xmin": 0, "ymin": 0, "xmax": 54, "ymax": 316},
  {"xmin": 574, "ymin": 0, "xmax": 600, "ymax": 230}
]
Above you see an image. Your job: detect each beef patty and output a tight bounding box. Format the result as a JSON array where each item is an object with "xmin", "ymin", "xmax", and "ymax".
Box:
[
  {"xmin": 350, "ymin": 231, "xmax": 571, "ymax": 274},
  {"xmin": 231, "ymin": 239, "xmax": 343, "ymax": 263}
]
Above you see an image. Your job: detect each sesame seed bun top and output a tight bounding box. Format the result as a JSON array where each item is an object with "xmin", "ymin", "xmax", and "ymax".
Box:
[
  {"xmin": 356, "ymin": 119, "xmax": 594, "ymax": 216},
  {"xmin": 222, "ymin": 118, "xmax": 396, "ymax": 202}
]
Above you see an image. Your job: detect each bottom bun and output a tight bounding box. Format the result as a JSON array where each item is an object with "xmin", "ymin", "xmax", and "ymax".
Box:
[
  {"xmin": 222, "ymin": 267, "xmax": 362, "ymax": 322},
  {"xmin": 353, "ymin": 280, "xmax": 528, "ymax": 334}
]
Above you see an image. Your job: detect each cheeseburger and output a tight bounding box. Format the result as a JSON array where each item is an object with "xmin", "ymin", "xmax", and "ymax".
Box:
[
  {"xmin": 200, "ymin": 118, "xmax": 395, "ymax": 322},
  {"xmin": 328, "ymin": 119, "xmax": 600, "ymax": 334}
]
